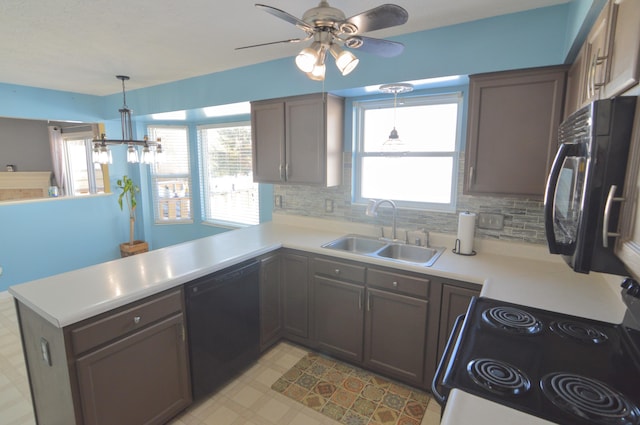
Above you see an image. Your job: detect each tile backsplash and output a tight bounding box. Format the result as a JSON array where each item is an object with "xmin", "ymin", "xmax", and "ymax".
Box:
[{"xmin": 273, "ymin": 153, "xmax": 546, "ymax": 245}]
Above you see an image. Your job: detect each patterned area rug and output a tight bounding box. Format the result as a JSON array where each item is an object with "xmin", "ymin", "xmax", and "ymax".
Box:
[{"xmin": 271, "ymin": 351, "xmax": 430, "ymax": 425}]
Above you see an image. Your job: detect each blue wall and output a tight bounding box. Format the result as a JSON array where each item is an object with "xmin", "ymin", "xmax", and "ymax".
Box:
[{"xmin": 0, "ymin": 3, "xmax": 593, "ymax": 291}]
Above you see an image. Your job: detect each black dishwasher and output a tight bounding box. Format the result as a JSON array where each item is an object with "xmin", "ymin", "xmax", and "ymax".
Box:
[{"xmin": 184, "ymin": 260, "xmax": 260, "ymax": 400}]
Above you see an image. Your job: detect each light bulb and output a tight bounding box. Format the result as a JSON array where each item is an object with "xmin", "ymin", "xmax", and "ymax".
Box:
[
  {"xmin": 308, "ymin": 63, "xmax": 326, "ymax": 81},
  {"xmin": 127, "ymin": 144, "xmax": 139, "ymax": 163},
  {"xmin": 330, "ymin": 45, "xmax": 359, "ymax": 76},
  {"xmin": 295, "ymin": 43, "xmax": 320, "ymax": 73}
]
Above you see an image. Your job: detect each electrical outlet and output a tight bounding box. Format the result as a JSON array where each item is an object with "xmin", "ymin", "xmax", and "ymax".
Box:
[
  {"xmin": 478, "ymin": 213, "xmax": 504, "ymax": 230},
  {"xmin": 274, "ymin": 195, "xmax": 282, "ymax": 208},
  {"xmin": 325, "ymin": 199, "xmax": 334, "ymax": 213}
]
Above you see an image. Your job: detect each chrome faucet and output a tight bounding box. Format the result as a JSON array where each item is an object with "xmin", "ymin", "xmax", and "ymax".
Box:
[{"xmin": 365, "ymin": 199, "xmax": 398, "ymax": 241}]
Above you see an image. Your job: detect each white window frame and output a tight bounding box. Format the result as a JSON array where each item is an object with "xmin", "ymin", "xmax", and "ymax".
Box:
[
  {"xmin": 61, "ymin": 133, "xmax": 105, "ymax": 196},
  {"xmin": 148, "ymin": 125, "xmax": 193, "ymax": 224},
  {"xmin": 197, "ymin": 121, "xmax": 259, "ymax": 227},
  {"xmin": 353, "ymin": 92, "xmax": 463, "ymax": 212}
]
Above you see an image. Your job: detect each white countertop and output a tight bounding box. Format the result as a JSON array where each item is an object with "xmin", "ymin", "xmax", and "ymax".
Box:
[{"xmin": 8, "ymin": 215, "xmax": 629, "ymax": 425}]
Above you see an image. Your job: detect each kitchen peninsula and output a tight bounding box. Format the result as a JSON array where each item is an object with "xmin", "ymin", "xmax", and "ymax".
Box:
[{"xmin": 9, "ymin": 215, "xmax": 628, "ymax": 425}]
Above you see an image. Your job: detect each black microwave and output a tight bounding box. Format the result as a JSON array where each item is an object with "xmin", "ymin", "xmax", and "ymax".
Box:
[{"xmin": 544, "ymin": 96, "xmax": 637, "ymax": 274}]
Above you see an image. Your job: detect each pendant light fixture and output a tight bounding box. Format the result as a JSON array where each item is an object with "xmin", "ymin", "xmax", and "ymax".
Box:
[
  {"xmin": 379, "ymin": 83, "xmax": 413, "ymax": 150},
  {"xmin": 92, "ymin": 75, "xmax": 163, "ymax": 165}
]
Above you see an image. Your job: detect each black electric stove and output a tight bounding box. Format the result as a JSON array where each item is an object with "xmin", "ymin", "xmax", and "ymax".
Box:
[{"xmin": 433, "ymin": 281, "xmax": 640, "ymax": 425}]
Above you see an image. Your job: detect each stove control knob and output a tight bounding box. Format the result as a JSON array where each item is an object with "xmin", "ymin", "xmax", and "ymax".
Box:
[
  {"xmin": 621, "ymin": 278, "xmax": 635, "ymax": 289},
  {"xmin": 625, "ymin": 280, "xmax": 640, "ymax": 298}
]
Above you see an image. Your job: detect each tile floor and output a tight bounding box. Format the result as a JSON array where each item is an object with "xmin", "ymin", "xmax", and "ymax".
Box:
[{"xmin": 0, "ymin": 292, "xmax": 441, "ymax": 425}]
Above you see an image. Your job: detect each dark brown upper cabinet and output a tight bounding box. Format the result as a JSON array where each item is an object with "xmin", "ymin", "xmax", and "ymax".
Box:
[
  {"xmin": 251, "ymin": 93, "xmax": 344, "ymax": 187},
  {"xmin": 464, "ymin": 65, "xmax": 567, "ymax": 198}
]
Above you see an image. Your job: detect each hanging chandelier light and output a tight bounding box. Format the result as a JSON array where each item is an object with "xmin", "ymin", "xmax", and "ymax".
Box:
[
  {"xmin": 92, "ymin": 75, "xmax": 163, "ymax": 165},
  {"xmin": 379, "ymin": 83, "xmax": 413, "ymax": 150}
]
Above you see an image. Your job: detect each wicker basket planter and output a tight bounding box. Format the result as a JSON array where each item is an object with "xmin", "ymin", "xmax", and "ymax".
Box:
[{"xmin": 119, "ymin": 240, "xmax": 149, "ymax": 257}]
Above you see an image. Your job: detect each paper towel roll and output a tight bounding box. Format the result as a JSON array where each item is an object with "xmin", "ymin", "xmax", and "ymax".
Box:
[{"xmin": 456, "ymin": 212, "xmax": 476, "ymax": 255}]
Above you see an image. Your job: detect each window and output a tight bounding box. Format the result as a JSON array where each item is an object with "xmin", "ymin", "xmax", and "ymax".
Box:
[
  {"xmin": 148, "ymin": 126, "xmax": 192, "ymax": 223},
  {"xmin": 198, "ymin": 123, "xmax": 259, "ymax": 226},
  {"xmin": 63, "ymin": 137, "xmax": 105, "ymax": 195},
  {"xmin": 354, "ymin": 93, "xmax": 463, "ymax": 211}
]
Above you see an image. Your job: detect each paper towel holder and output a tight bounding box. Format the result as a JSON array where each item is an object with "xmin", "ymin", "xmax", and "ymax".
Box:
[{"xmin": 453, "ymin": 239, "xmax": 476, "ymax": 256}]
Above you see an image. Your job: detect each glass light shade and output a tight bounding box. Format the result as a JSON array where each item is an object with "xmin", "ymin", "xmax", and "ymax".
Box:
[
  {"xmin": 308, "ymin": 63, "xmax": 326, "ymax": 81},
  {"xmin": 295, "ymin": 46, "xmax": 319, "ymax": 73},
  {"xmin": 155, "ymin": 143, "xmax": 164, "ymax": 163},
  {"xmin": 92, "ymin": 144, "xmax": 101, "ymax": 164},
  {"xmin": 330, "ymin": 45, "xmax": 359, "ymax": 76},
  {"xmin": 94, "ymin": 144, "xmax": 112, "ymax": 164},
  {"xmin": 141, "ymin": 145, "xmax": 154, "ymax": 164},
  {"xmin": 127, "ymin": 144, "xmax": 139, "ymax": 163}
]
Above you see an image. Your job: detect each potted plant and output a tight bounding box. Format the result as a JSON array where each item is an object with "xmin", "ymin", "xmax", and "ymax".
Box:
[{"xmin": 116, "ymin": 175, "xmax": 149, "ymax": 257}]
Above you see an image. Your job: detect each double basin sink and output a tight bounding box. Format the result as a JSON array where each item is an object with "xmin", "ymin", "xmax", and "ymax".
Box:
[{"xmin": 321, "ymin": 234, "xmax": 445, "ymax": 267}]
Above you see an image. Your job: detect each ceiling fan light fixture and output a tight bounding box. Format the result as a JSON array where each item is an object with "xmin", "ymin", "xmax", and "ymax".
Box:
[{"xmin": 329, "ymin": 44, "xmax": 359, "ymax": 76}]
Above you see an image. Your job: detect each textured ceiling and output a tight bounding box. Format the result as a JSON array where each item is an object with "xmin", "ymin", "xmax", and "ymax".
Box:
[{"xmin": 0, "ymin": 0, "xmax": 569, "ymax": 96}]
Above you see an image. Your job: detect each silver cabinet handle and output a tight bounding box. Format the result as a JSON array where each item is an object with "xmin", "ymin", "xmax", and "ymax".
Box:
[
  {"xmin": 603, "ymin": 185, "xmax": 624, "ymax": 248},
  {"xmin": 334, "ymin": 268, "xmax": 340, "ymax": 275},
  {"xmin": 285, "ymin": 163, "xmax": 290, "ymax": 180},
  {"xmin": 358, "ymin": 293, "xmax": 362, "ymax": 310},
  {"xmin": 468, "ymin": 166, "xmax": 474, "ymax": 188},
  {"xmin": 392, "ymin": 281, "xmax": 398, "ymax": 288},
  {"xmin": 133, "ymin": 316, "xmax": 141, "ymax": 324},
  {"xmin": 366, "ymin": 293, "xmax": 371, "ymax": 311},
  {"xmin": 279, "ymin": 164, "xmax": 285, "ymax": 181}
]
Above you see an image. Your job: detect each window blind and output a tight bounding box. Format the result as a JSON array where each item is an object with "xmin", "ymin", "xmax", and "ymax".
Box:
[
  {"xmin": 198, "ymin": 123, "xmax": 259, "ymax": 226},
  {"xmin": 148, "ymin": 125, "xmax": 192, "ymax": 223}
]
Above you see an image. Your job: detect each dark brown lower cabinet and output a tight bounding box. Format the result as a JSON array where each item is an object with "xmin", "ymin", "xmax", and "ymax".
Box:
[
  {"xmin": 259, "ymin": 254, "xmax": 283, "ymax": 351},
  {"xmin": 364, "ymin": 288, "xmax": 428, "ymax": 387},
  {"xmin": 313, "ymin": 275, "xmax": 365, "ymax": 363},
  {"xmin": 437, "ymin": 283, "xmax": 481, "ymax": 362},
  {"xmin": 282, "ymin": 252, "xmax": 309, "ymax": 340},
  {"xmin": 17, "ymin": 288, "xmax": 191, "ymax": 425},
  {"xmin": 76, "ymin": 314, "xmax": 191, "ymax": 425}
]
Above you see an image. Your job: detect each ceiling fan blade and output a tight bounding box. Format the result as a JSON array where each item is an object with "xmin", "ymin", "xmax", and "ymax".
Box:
[
  {"xmin": 235, "ymin": 38, "xmax": 304, "ymax": 50},
  {"xmin": 255, "ymin": 4, "xmax": 314, "ymax": 31},
  {"xmin": 344, "ymin": 4, "xmax": 408, "ymax": 34},
  {"xmin": 344, "ymin": 36, "xmax": 404, "ymax": 57}
]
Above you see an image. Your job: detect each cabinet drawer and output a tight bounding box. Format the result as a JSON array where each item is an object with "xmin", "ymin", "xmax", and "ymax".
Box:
[
  {"xmin": 71, "ymin": 289, "xmax": 183, "ymax": 355},
  {"xmin": 367, "ymin": 269, "xmax": 430, "ymax": 298},
  {"xmin": 313, "ymin": 257, "xmax": 365, "ymax": 283}
]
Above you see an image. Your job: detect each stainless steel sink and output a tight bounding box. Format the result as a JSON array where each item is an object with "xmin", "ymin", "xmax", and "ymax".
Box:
[
  {"xmin": 322, "ymin": 235, "xmax": 388, "ymax": 254},
  {"xmin": 374, "ymin": 244, "xmax": 444, "ymax": 267},
  {"xmin": 321, "ymin": 234, "xmax": 444, "ymax": 267}
]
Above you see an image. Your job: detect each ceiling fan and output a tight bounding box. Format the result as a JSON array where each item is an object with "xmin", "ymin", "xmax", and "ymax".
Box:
[{"xmin": 236, "ymin": 1, "xmax": 409, "ymax": 81}]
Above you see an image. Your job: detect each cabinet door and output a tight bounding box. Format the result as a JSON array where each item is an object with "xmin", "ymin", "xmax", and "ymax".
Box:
[
  {"xmin": 252, "ymin": 101, "xmax": 285, "ymax": 183},
  {"xmin": 282, "ymin": 253, "xmax": 309, "ymax": 339},
  {"xmin": 603, "ymin": 0, "xmax": 640, "ymax": 98},
  {"xmin": 583, "ymin": 1, "xmax": 611, "ymax": 103},
  {"xmin": 364, "ymin": 288, "xmax": 428, "ymax": 387},
  {"xmin": 565, "ymin": 44, "xmax": 587, "ymax": 118},
  {"xmin": 437, "ymin": 284, "xmax": 480, "ymax": 362},
  {"xmin": 76, "ymin": 314, "xmax": 191, "ymax": 425},
  {"xmin": 465, "ymin": 66, "xmax": 567, "ymax": 198},
  {"xmin": 313, "ymin": 276, "xmax": 364, "ymax": 363},
  {"xmin": 260, "ymin": 254, "xmax": 282, "ymax": 351},
  {"xmin": 285, "ymin": 96, "xmax": 326, "ymax": 184}
]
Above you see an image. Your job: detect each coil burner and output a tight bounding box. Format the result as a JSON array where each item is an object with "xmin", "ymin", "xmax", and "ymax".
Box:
[
  {"xmin": 481, "ymin": 306, "xmax": 543, "ymax": 335},
  {"xmin": 467, "ymin": 358, "xmax": 531, "ymax": 397},
  {"xmin": 541, "ymin": 373, "xmax": 640, "ymax": 425},
  {"xmin": 550, "ymin": 320, "xmax": 609, "ymax": 345}
]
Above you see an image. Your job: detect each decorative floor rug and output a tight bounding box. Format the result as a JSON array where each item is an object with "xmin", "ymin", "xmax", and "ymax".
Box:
[{"xmin": 271, "ymin": 351, "xmax": 430, "ymax": 425}]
